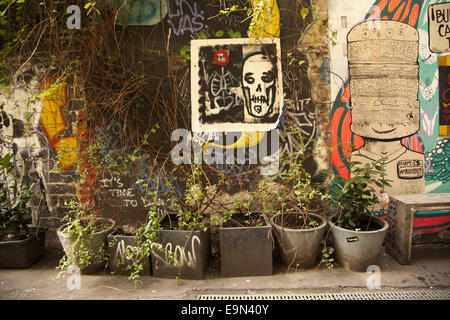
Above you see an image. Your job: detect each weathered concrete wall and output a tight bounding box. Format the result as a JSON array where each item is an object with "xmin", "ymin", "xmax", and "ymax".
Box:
[{"xmin": 301, "ymin": 0, "xmax": 332, "ymax": 173}]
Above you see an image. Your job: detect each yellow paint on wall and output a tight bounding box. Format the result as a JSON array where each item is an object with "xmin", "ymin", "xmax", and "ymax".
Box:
[
  {"xmin": 439, "ymin": 125, "xmax": 449, "ymax": 136},
  {"xmin": 40, "ymin": 77, "xmax": 77, "ymax": 169},
  {"xmin": 202, "ymin": 131, "xmax": 264, "ymax": 151},
  {"xmin": 54, "ymin": 137, "xmax": 78, "ymax": 169},
  {"xmin": 249, "ymin": 0, "xmax": 280, "ymax": 38},
  {"xmin": 438, "ymin": 55, "xmax": 450, "ymax": 66},
  {"xmin": 41, "ymin": 77, "xmax": 67, "ymax": 139}
]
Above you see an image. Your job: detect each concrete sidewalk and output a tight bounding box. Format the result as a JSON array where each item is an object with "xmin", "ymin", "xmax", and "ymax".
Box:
[{"xmin": 0, "ymin": 243, "xmax": 449, "ymax": 300}]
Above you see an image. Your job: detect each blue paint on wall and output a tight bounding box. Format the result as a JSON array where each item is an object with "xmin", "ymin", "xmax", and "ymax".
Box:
[{"xmin": 113, "ymin": 0, "xmax": 168, "ymax": 25}]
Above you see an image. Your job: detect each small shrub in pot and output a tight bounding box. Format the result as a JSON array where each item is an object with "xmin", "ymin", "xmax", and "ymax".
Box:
[
  {"xmin": 0, "ymin": 153, "xmax": 47, "ymax": 268},
  {"xmin": 258, "ymin": 127, "xmax": 332, "ymax": 269},
  {"xmin": 56, "ymin": 200, "xmax": 115, "ymax": 276},
  {"xmin": 147, "ymin": 164, "xmax": 227, "ymax": 280},
  {"xmin": 329, "ymin": 157, "xmax": 392, "ymax": 272}
]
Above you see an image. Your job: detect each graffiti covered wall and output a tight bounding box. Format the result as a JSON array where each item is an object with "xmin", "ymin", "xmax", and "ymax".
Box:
[
  {"xmin": 329, "ymin": 0, "xmax": 450, "ymax": 237},
  {"xmin": 91, "ymin": 0, "xmax": 326, "ymax": 223},
  {"xmin": 0, "ymin": 0, "xmax": 327, "ymax": 238},
  {"xmin": 0, "ymin": 64, "xmax": 85, "ymax": 242}
]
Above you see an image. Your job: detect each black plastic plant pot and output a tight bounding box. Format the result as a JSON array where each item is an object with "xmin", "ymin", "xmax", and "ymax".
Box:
[
  {"xmin": 151, "ymin": 213, "xmax": 211, "ymax": 280},
  {"xmin": 0, "ymin": 227, "xmax": 47, "ymax": 268},
  {"xmin": 219, "ymin": 212, "xmax": 273, "ymax": 277},
  {"xmin": 107, "ymin": 230, "xmax": 151, "ymax": 276}
]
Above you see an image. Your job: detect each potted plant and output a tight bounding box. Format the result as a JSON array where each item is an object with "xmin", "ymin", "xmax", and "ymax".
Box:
[
  {"xmin": 56, "ymin": 200, "xmax": 116, "ymax": 276},
  {"xmin": 107, "ymin": 188, "xmax": 162, "ymax": 280},
  {"xmin": 215, "ymin": 194, "xmax": 273, "ymax": 277},
  {"xmin": 0, "ymin": 153, "xmax": 47, "ymax": 268},
  {"xmin": 149, "ymin": 164, "xmax": 226, "ymax": 280},
  {"xmin": 107, "ymin": 224, "xmax": 151, "ymax": 279},
  {"xmin": 328, "ymin": 157, "xmax": 391, "ymax": 272},
  {"xmin": 259, "ymin": 127, "xmax": 331, "ymax": 270}
]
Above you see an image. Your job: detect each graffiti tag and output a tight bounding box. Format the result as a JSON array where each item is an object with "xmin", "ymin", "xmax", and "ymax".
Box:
[{"xmin": 167, "ymin": 0, "xmax": 206, "ymax": 36}]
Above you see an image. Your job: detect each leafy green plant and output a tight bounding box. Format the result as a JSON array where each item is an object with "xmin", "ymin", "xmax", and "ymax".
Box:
[
  {"xmin": 216, "ymin": 192, "xmax": 265, "ymax": 228},
  {"xmin": 113, "ymin": 188, "xmax": 162, "ymax": 281},
  {"xmin": 150, "ymin": 164, "xmax": 228, "ymax": 232},
  {"xmin": 0, "ymin": 152, "xmax": 32, "ymax": 241},
  {"xmin": 256, "ymin": 126, "xmax": 332, "ymax": 229},
  {"xmin": 219, "ymin": 3, "xmax": 245, "ymax": 16},
  {"xmin": 55, "ymin": 199, "xmax": 112, "ymax": 279},
  {"xmin": 0, "ymin": 0, "xmax": 27, "ymax": 87},
  {"xmin": 320, "ymin": 239, "xmax": 335, "ymax": 269},
  {"xmin": 332, "ymin": 158, "xmax": 392, "ymax": 231},
  {"xmin": 84, "ymin": 1, "xmax": 100, "ymax": 16}
]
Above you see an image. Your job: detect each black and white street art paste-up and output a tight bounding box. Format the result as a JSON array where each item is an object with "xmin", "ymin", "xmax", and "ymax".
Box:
[{"xmin": 191, "ymin": 38, "xmax": 283, "ymax": 132}]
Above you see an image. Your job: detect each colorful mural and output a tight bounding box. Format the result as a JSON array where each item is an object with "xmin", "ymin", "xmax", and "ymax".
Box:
[
  {"xmin": 347, "ymin": 20, "xmax": 424, "ymax": 198},
  {"xmin": 329, "ymin": 0, "xmax": 450, "ymax": 235},
  {"xmin": 0, "ymin": 1, "xmax": 321, "ymax": 229},
  {"xmin": 438, "ymin": 55, "xmax": 450, "ymax": 135},
  {"xmin": 330, "ymin": 0, "xmax": 423, "ymax": 183}
]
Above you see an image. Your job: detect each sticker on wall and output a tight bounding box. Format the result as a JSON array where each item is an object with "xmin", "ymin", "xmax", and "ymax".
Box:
[
  {"xmin": 191, "ymin": 38, "xmax": 283, "ymax": 132},
  {"xmin": 428, "ymin": 3, "xmax": 450, "ymax": 53},
  {"xmin": 397, "ymin": 160, "xmax": 424, "ymax": 179},
  {"xmin": 438, "ymin": 55, "xmax": 450, "ymax": 136}
]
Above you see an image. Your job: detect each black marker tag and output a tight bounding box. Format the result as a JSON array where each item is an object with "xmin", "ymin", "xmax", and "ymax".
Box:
[{"xmin": 397, "ymin": 160, "xmax": 423, "ymax": 179}]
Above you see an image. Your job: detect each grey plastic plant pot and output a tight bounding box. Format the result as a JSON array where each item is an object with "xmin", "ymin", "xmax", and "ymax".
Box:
[
  {"xmin": 219, "ymin": 212, "xmax": 273, "ymax": 277},
  {"xmin": 107, "ymin": 230, "xmax": 151, "ymax": 276},
  {"xmin": 151, "ymin": 213, "xmax": 211, "ymax": 280},
  {"xmin": 0, "ymin": 227, "xmax": 47, "ymax": 268},
  {"xmin": 57, "ymin": 218, "xmax": 116, "ymax": 274},
  {"xmin": 271, "ymin": 212, "xmax": 327, "ymax": 269},
  {"xmin": 328, "ymin": 214, "xmax": 389, "ymax": 272}
]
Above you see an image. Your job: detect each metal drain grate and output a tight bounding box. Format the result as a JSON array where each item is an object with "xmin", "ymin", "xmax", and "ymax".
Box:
[{"xmin": 198, "ymin": 290, "xmax": 450, "ymax": 300}]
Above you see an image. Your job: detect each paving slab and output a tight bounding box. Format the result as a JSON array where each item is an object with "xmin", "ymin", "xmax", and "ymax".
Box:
[{"xmin": 0, "ymin": 243, "xmax": 449, "ymax": 300}]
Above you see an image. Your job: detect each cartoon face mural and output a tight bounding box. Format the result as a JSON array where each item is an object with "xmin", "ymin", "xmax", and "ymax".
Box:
[
  {"xmin": 348, "ymin": 20, "xmax": 421, "ymax": 140},
  {"xmin": 348, "ymin": 20, "xmax": 425, "ymax": 200},
  {"xmin": 242, "ymin": 53, "xmax": 277, "ymax": 118},
  {"xmin": 329, "ymin": 0, "xmax": 450, "ymax": 239},
  {"xmin": 350, "ymin": 99, "xmax": 421, "ymax": 140}
]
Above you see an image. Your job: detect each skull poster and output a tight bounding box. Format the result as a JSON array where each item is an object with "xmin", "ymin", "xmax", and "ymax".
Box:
[{"xmin": 191, "ymin": 38, "xmax": 283, "ymax": 132}]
